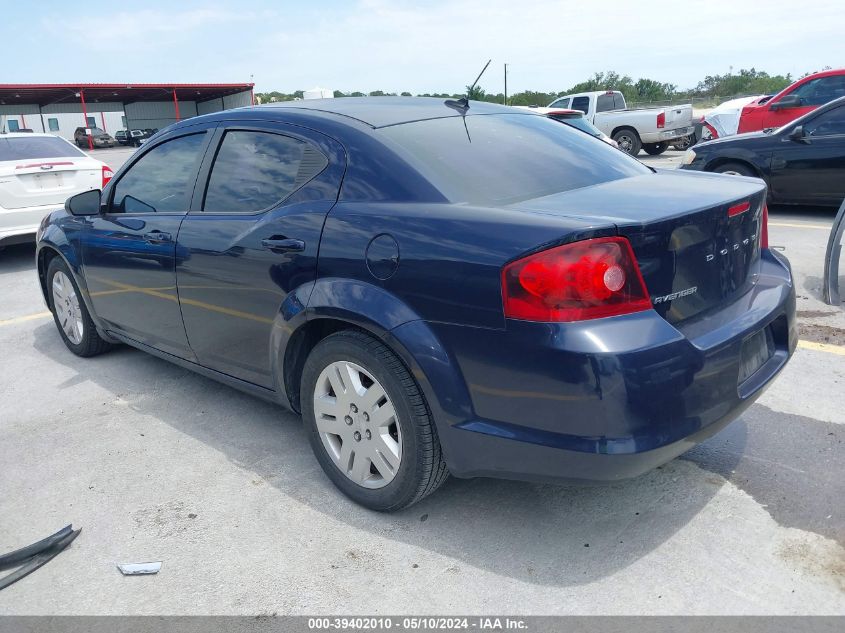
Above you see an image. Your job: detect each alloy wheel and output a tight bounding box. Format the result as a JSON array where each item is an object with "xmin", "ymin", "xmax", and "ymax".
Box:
[
  {"xmin": 313, "ymin": 360, "xmax": 402, "ymax": 489},
  {"xmin": 52, "ymin": 271, "xmax": 83, "ymax": 345}
]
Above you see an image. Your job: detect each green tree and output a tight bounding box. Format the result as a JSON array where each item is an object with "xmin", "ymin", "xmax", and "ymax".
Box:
[{"xmin": 466, "ymin": 84, "xmax": 486, "ymax": 100}]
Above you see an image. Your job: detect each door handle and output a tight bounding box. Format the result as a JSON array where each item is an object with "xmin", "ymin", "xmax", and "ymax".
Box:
[
  {"xmin": 143, "ymin": 231, "xmax": 172, "ymax": 244},
  {"xmin": 261, "ymin": 237, "xmax": 305, "ymax": 253}
]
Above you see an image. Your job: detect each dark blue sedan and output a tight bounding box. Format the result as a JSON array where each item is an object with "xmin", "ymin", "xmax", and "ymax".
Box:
[{"xmin": 35, "ymin": 98, "xmax": 796, "ymax": 510}]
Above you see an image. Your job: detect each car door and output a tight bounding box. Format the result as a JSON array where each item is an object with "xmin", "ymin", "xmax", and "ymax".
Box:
[
  {"xmin": 81, "ymin": 125, "xmax": 215, "ymax": 358},
  {"xmin": 175, "ymin": 122, "xmax": 346, "ymax": 388},
  {"xmin": 763, "ymin": 75, "xmax": 845, "ymax": 129},
  {"xmin": 769, "ymin": 104, "xmax": 845, "ymax": 205}
]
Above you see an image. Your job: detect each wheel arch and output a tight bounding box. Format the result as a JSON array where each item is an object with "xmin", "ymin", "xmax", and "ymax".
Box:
[
  {"xmin": 277, "ymin": 278, "xmax": 473, "ymax": 466},
  {"xmin": 610, "ymin": 125, "xmax": 641, "ymax": 140},
  {"xmin": 704, "ymin": 156, "xmax": 766, "ymax": 180}
]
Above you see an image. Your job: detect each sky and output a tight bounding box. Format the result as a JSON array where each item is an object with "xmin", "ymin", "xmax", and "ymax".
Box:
[{"xmin": 1, "ymin": 0, "xmax": 842, "ymax": 94}]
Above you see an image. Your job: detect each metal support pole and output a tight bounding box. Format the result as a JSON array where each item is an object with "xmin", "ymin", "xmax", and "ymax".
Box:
[
  {"xmin": 100, "ymin": 112, "xmax": 107, "ymax": 132},
  {"xmin": 504, "ymin": 63, "xmax": 508, "ymax": 106},
  {"xmin": 79, "ymin": 89, "xmax": 93, "ymax": 150},
  {"xmin": 822, "ymin": 197, "xmax": 845, "ymax": 306},
  {"xmin": 20, "ymin": 113, "xmax": 27, "ymax": 129},
  {"xmin": 38, "ymin": 104, "xmax": 45, "ymax": 133},
  {"xmin": 172, "ymin": 88, "xmax": 181, "ymax": 122}
]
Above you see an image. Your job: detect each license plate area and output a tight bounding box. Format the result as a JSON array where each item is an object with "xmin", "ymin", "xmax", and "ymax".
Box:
[{"xmin": 738, "ymin": 327, "xmax": 775, "ymax": 384}]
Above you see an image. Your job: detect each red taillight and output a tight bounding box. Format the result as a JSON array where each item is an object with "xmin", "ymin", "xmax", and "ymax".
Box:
[
  {"xmin": 761, "ymin": 203, "xmax": 769, "ymax": 249},
  {"xmin": 657, "ymin": 111, "xmax": 665, "ymax": 129},
  {"xmin": 501, "ymin": 237, "xmax": 652, "ymax": 322},
  {"xmin": 728, "ymin": 201, "xmax": 750, "ymax": 217},
  {"xmin": 101, "ymin": 165, "xmax": 114, "ymax": 188}
]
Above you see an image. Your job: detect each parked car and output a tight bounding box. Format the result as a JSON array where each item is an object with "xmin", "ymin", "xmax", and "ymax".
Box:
[
  {"xmin": 138, "ymin": 129, "xmax": 159, "ymax": 146},
  {"xmin": 737, "ymin": 68, "xmax": 845, "ymax": 134},
  {"xmin": 547, "ymin": 90, "xmax": 694, "ymax": 156},
  {"xmin": 701, "ymin": 96, "xmax": 770, "ymax": 141},
  {"xmin": 0, "ymin": 133, "xmax": 112, "ymax": 248},
  {"xmin": 114, "ymin": 130, "xmax": 129, "ymax": 146},
  {"xmin": 681, "ymin": 96, "xmax": 845, "ymax": 206},
  {"xmin": 73, "ymin": 127, "xmax": 115, "ymax": 149},
  {"xmin": 36, "ymin": 98, "xmax": 795, "ymax": 510}
]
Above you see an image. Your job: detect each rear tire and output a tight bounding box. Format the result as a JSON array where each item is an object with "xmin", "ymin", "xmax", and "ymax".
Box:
[
  {"xmin": 642, "ymin": 141, "xmax": 669, "ymax": 155},
  {"xmin": 612, "ymin": 128, "xmax": 642, "ymax": 156},
  {"xmin": 47, "ymin": 257, "xmax": 111, "ymax": 358},
  {"xmin": 672, "ymin": 134, "xmax": 694, "ymax": 151},
  {"xmin": 301, "ymin": 330, "xmax": 448, "ymax": 511},
  {"xmin": 712, "ymin": 162, "xmax": 755, "ymax": 177}
]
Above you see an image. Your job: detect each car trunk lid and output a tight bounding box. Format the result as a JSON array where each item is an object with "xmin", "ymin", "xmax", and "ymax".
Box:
[
  {"xmin": 509, "ymin": 171, "xmax": 767, "ymax": 325},
  {"xmin": 0, "ymin": 158, "xmax": 100, "ymax": 209}
]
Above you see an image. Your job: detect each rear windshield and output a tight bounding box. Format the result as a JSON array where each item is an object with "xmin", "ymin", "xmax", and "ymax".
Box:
[
  {"xmin": 0, "ymin": 136, "xmax": 85, "ymax": 161},
  {"xmin": 379, "ymin": 113, "xmax": 649, "ymax": 205}
]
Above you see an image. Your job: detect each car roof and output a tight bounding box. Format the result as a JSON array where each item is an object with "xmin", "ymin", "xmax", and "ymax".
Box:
[
  {"xmin": 260, "ymin": 96, "xmax": 531, "ymax": 129},
  {"xmin": 1, "ymin": 132, "xmax": 69, "ymax": 139}
]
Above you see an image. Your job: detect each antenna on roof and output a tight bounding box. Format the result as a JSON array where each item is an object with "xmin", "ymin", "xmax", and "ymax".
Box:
[{"xmin": 445, "ymin": 59, "xmax": 492, "ymax": 112}]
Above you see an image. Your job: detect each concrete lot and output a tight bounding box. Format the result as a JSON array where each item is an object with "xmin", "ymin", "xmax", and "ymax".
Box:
[{"xmin": 0, "ymin": 149, "xmax": 843, "ymax": 615}]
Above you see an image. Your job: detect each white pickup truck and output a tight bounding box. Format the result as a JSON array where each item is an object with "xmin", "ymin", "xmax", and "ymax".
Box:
[{"xmin": 548, "ymin": 90, "xmax": 694, "ymax": 156}]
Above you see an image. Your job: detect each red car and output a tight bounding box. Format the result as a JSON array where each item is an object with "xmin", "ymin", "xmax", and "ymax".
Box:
[{"xmin": 737, "ymin": 68, "xmax": 845, "ymax": 133}]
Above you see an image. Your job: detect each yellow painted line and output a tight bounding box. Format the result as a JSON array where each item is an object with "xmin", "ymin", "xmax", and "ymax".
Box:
[
  {"xmin": 0, "ymin": 311, "xmax": 51, "ymax": 326},
  {"xmin": 769, "ymin": 222, "xmax": 830, "ymax": 230},
  {"xmin": 798, "ymin": 339, "xmax": 845, "ymax": 356}
]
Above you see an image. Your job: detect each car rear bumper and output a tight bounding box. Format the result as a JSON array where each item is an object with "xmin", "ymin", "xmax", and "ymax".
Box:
[
  {"xmin": 641, "ymin": 126, "xmax": 695, "ymax": 143},
  {"xmin": 421, "ymin": 249, "xmax": 795, "ymax": 482},
  {"xmin": 0, "ymin": 203, "xmax": 62, "ymax": 245}
]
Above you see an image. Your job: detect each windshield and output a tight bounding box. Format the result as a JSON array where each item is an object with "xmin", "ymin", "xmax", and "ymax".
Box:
[
  {"xmin": 379, "ymin": 113, "xmax": 649, "ymax": 205},
  {"xmin": 0, "ymin": 136, "xmax": 85, "ymax": 161}
]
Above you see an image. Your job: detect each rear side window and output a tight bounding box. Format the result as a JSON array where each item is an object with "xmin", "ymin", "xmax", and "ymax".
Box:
[
  {"xmin": 203, "ymin": 130, "xmax": 327, "ymax": 213},
  {"xmin": 0, "ymin": 136, "xmax": 84, "ymax": 160},
  {"xmin": 549, "ymin": 97, "xmax": 570, "ymax": 108},
  {"xmin": 112, "ymin": 133, "xmax": 206, "ymax": 214},
  {"xmin": 380, "ymin": 114, "xmax": 649, "ymax": 206},
  {"xmin": 571, "ymin": 96, "xmax": 589, "ymax": 113},
  {"xmin": 596, "ymin": 94, "xmax": 616, "ymax": 112}
]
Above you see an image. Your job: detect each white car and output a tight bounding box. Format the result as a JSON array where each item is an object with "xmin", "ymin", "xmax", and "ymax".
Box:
[{"xmin": 0, "ymin": 133, "xmax": 112, "ymax": 248}]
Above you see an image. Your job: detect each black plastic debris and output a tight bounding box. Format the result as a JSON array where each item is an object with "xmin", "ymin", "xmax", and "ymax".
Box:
[{"xmin": 0, "ymin": 524, "xmax": 81, "ymax": 591}]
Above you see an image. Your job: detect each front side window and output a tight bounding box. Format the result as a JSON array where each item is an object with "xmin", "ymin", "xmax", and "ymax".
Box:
[
  {"xmin": 805, "ymin": 106, "xmax": 845, "ymax": 137},
  {"xmin": 790, "ymin": 76, "xmax": 845, "ymax": 106},
  {"xmin": 571, "ymin": 96, "xmax": 590, "ymax": 114},
  {"xmin": 112, "ymin": 133, "xmax": 206, "ymax": 214},
  {"xmin": 203, "ymin": 130, "xmax": 327, "ymax": 213}
]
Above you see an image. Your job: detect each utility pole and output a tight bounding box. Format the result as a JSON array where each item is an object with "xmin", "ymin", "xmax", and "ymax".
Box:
[{"xmin": 504, "ymin": 63, "xmax": 508, "ymax": 106}]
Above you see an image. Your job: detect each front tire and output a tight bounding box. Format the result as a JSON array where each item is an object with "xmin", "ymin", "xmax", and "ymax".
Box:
[
  {"xmin": 47, "ymin": 257, "xmax": 111, "ymax": 357},
  {"xmin": 301, "ymin": 330, "xmax": 448, "ymax": 511},
  {"xmin": 712, "ymin": 162, "xmax": 755, "ymax": 177},
  {"xmin": 612, "ymin": 128, "xmax": 642, "ymax": 156}
]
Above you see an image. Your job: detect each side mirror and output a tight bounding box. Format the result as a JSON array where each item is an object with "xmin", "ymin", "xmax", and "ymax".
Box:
[
  {"xmin": 788, "ymin": 125, "xmax": 809, "ymax": 143},
  {"xmin": 770, "ymin": 94, "xmax": 801, "ymax": 111},
  {"xmin": 65, "ymin": 189, "xmax": 102, "ymax": 216}
]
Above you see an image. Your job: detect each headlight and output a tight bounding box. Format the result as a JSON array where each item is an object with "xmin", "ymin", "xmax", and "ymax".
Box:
[{"xmin": 681, "ymin": 149, "xmax": 696, "ymax": 165}]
